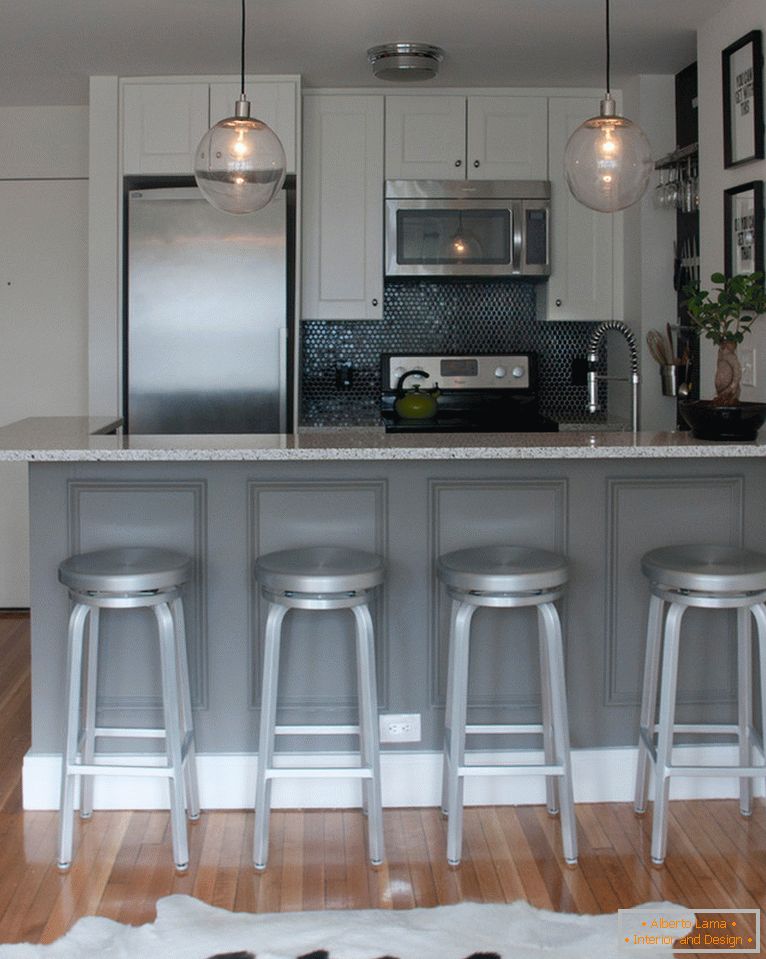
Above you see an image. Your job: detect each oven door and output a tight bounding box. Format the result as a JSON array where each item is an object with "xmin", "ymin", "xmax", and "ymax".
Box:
[{"xmin": 385, "ymin": 198, "xmax": 520, "ymax": 277}]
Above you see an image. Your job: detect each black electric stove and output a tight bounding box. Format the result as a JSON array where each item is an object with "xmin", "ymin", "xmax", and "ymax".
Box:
[{"xmin": 380, "ymin": 353, "xmax": 558, "ymax": 434}]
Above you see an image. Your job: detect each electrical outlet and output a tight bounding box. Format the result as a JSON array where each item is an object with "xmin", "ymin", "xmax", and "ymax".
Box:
[
  {"xmin": 741, "ymin": 347, "xmax": 757, "ymax": 387},
  {"xmin": 379, "ymin": 713, "xmax": 421, "ymax": 743}
]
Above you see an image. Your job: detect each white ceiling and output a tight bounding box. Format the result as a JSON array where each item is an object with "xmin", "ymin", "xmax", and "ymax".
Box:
[{"xmin": 0, "ymin": 0, "xmax": 730, "ymax": 107}]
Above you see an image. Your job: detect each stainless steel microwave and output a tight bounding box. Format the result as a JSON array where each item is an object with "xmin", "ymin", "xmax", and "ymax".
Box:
[{"xmin": 385, "ymin": 179, "xmax": 550, "ymax": 278}]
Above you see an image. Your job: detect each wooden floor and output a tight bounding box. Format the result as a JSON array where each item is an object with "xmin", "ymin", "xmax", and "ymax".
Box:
[{"xmin": 2, "ymin": 610, "xmax": 766, "ymax": 951}]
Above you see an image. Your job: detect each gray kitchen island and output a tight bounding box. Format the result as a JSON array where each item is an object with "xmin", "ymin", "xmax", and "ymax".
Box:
[{"xmin": 5, "ymin": 417, "xmax": 766, "ymax": 811}]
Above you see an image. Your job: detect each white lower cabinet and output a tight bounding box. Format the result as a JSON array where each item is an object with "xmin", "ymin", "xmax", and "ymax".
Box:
[
  {"xmin": 546, "ymin": 97, "xmax": 616, "ymax": 322},
  {"xmin": 301, "ymin": 95, "xmax": 384, "ymax": 320}
]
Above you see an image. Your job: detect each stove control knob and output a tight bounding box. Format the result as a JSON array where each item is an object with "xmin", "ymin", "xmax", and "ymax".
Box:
[
  {"xmin": 393, "ymin": 366, "xmax": 407, "ymax": 379},
  {"xmin": 494, "ymin": 366, "xmax": 507, "ymax": 378},
  {"xmin": 511, "ymin": 366, "xmax": 526, "ymax": 379}
]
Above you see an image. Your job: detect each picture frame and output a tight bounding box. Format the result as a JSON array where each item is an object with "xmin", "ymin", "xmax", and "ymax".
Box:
[
  {"xmin": 722, "ymin": 30, "xmax": 764, "ymax": 168},
  {"xmin": 724, "ymin": 180, "xmax": 764, "ymax": 276}
]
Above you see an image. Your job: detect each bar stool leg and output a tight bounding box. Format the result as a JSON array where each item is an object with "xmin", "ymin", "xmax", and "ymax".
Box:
[
  {"xmin": 750, "ymin": 603, "xmax": 766, "ymax": 807},
  {"xmin": 171, "ymin": 596, "xmax": 200, "ymax": 820},
  {"xmin": 651, "ymin": 601, "xmax": 685, "ymax": 865},
  {"xmin": 254, "ymin": 601, "xmax": 287, "ymax": 870},
  {"xmin": 353, "ymin": 606, "xmax": 370, "ymax": 819},
  {"xmin": 737, "ymin": 607, "xmax": 754, "ymax": 816},
  {"xmin": 352, "ymin": 602, "xmax": 384, "ymax": 866},
  {"xmin": 635, "ymin": 594, "xmax": 665, "ymax": 814},
  {"xmin": 155, "ymin": 601, "xmax": 189, "ymax": 871},
  {"xmin": 441, "ymin": 598, "xmax": 460, "ymax": 817},
  {"xmin": 80, "ymin": 606, "xmax": 100, "ymax": 819},
  {"xmin": 538, "ymin": 630, "xmax": 559, "ymax": 815},
  {"xmin": 58, "ymin": 602, "xmax": 90, "ymax": 870},
  {"xmin": 444, "ymin": 601, "xmax": 476, "ymax": 866},
  {"xmin": 538, "ymin": 601, "xmax": 577, "ymax": 864}
]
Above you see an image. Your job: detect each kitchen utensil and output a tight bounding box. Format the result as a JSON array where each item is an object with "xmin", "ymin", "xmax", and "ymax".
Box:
[
  {"xmin": 666, "ymin": 322, "xmax": 675, "ymax": 362},
  {"xmin": 647, "ymin": 329, "xmax": 672, "ymax": 366}
]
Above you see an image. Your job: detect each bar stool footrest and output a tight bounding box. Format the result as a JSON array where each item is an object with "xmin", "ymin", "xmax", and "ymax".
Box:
[
  {"xmin": 458, "ymin": 762, "xmax": 565, "ymax": 777},
  {"xmin": 274, "ymin": 724, "xmax": 361, "ymax": 737},
  {"xmin": 263, "ymin": 766, "xmax": 374, "ymax": 780},
  {"xmin": 465, "ymin": 723, "xmax": 545, "ymax": 736}
]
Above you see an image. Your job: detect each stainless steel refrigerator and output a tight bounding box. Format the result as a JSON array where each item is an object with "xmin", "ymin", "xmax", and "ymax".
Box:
[{"xmin": 125, "ymin": 184, "xmax": 292, "ymax": 434}]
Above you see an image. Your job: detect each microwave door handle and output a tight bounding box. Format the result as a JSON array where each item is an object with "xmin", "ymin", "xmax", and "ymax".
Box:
[{"xmin": 511, "ymin": 202, "xmax": 523, "ymax": 273}]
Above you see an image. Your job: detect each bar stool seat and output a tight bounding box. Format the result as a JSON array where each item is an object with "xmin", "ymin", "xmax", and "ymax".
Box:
[
  {"xmin": 438, "ymin": 544, "xmax": 577, "ymax": 866},
  {"xmin": 254, "ymin": 546, "xmax": 385, "ymax": 870},
  {"xmin": 57, "ymin": 546, "xmax": 200, "ymax": 872},
  {"xmin": 634, "ymin": 544, "xmax": 766, "ymax": 864}
]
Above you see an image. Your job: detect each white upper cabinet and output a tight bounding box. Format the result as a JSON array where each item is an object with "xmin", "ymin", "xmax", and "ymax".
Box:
[
  {"xmin": 209, "ymin": 82, "xmax": 297, "ymax": 174},
  {"xmin": 122, "ymin": 78, "xmax": 298, "ymax": 176},
  {"xmin": 123, "ymin": 82, "xmax": 209, "ymax": 175},
  {"xmin": 545, "ymin": 97, "xmax": 616, "ymax": 321},
  {"xmin": 385, "ymin": 95, "xmax": 548, "ymax": 180},
  {"xmin": 467, "ymin": 96, "xmax": 548, "ymax": 179},
  {"xmin": 385, "ymin": 96, "xmax": 466, "ymax": 179},
  {"xmin": 302, "ymin": 95, "xmax": 384, "ymax": 320}
]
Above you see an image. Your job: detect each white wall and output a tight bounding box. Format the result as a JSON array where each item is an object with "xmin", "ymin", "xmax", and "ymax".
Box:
[
  {"xmin": 622, "ymin": 74, "xmax": 679, "ymax": 431},
  {"xmin": 0, "ymin": 106, "xmax": 89, "ymax": 605},
  {"xmin": 697, "ymin": 0, "xmax": 766, "ymax": 399}
]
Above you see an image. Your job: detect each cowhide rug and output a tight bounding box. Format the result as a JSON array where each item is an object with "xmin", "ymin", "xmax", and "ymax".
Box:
[{"xmin": 0, "ymin": 895, "xmax": 695, "ymax": 958}]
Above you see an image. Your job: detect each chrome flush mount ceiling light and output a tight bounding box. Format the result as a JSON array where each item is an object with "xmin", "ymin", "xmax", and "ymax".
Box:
[
  {"xmin": 367, "ymin": 43, "xmax": 445, "ymax": 82},
  {"xmin": 563, "ymin": 0, "xmax": 653, "ymax": 213},
  {"xmin": 194, "ymin": 0, "xmax": 286, "ymax": 215}
]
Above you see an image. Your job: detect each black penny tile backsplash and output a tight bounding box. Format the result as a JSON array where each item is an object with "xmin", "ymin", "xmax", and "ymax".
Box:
[{"xmin": 300, "ymin": 280, "xmax": 603, "ymax": 427}]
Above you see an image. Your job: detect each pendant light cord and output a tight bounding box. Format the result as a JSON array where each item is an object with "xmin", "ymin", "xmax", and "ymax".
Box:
[
  {"xmin": 605, "ymin": 0, "xmax": 611, "ymax": 95},
  {"xmin": 240, "ymin": 0, "xmax": 246, "ymax": 97}
]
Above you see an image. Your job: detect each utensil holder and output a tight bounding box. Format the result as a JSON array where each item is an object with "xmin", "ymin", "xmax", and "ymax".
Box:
[{"xmin": 661, "ymin": 365, "xmax": 679, "ymax": 397}]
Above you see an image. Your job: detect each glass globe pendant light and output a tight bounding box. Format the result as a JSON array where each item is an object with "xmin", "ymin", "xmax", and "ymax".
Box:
[
  {"xmin": 194, "ymin": 0, "xmax": 286, "ymax": 215},
  {"xmin": 563, "ymin": 0, "xmax": 653, "ymax": 213}
]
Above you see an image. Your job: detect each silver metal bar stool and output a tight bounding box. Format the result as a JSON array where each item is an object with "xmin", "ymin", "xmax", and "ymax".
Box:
[
  {"xmin": 253, "ymin": 545, "xmax": 385, "ymax": 870},
  {"xmin": 438, "ymin": 545, "xmax": 577, "ymax": 866},
  {"xmin": 635, "ymin": 543, "xmax": 766, "ymax": 865},
  {"xmin": 57, "ymin": 546, "xmax": 200, "ymax": 872}
]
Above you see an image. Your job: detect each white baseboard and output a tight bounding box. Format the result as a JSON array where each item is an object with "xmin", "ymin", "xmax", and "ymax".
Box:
[{"xmin": 22, "ymin": 744, "xmax": 764, "ymax": 810}]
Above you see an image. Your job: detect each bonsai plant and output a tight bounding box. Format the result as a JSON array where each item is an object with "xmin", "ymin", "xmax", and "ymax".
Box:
[{"xmin": 681, "ymin": 271, "xmax": 766, "ymax": 439}]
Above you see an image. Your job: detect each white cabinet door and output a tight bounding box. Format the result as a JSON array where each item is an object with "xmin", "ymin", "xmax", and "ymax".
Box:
[
  {"xmin": 122, "ymin": 82, "xmax": 209, "ymax": 175},
  {"xmin": 385, "ymin": 96, "xmax": 466, "ymax": 179},
  {"xmin": 467, "ymin": 96, "xmax": 548, "ymax": 180},
  {"xmin": 546, "ymin": 97, "xmax": 615, "ymax": 321},
  {"xmin": 210, "ymin": 80, "xmax": 297, "ymax": 174},
  {"xmin": 302, "ymin": 95, "xmax": 384, "ymax": 320},
  {"xmin": 0, "ymin": 180, "xmax": 89, "ymax": 606}
]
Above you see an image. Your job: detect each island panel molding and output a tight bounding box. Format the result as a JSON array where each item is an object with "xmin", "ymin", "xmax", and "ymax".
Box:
[
  {"xmin": 24, "ymin": 448, "xmax": 766, "ymax": 809},
  {"xmin": 427, "ymin": 477, "xmax": 568, "ymax": 714},
  {"xmin": 246, "ymin": 479, "xmax": 389, "ymax": 716},
  {"xmin": 66, "ymin": 479, "xmax": 209, "ymax": 711},
  {"xmin": 605, "ymin": 475, "xmax": 744, "ymax": 708}
]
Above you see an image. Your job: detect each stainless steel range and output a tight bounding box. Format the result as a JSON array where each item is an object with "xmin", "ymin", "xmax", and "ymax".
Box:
[{"xmin": 380, "ymin": 352, "xmax": 558, "ymax": 433}]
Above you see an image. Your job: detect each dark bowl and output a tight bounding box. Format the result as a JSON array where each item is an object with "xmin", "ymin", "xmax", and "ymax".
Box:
[{"xmin": 679, "ymin": 400, "xmax": 766, "ymax": 441}]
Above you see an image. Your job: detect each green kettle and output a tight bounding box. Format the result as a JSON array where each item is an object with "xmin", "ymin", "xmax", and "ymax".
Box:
[{"xmin": 394, "ymin": 370, "xmax": 441, "ymax": 419}]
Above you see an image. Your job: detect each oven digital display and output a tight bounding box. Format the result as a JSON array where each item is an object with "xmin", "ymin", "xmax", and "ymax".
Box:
[{"xmin": 441, "ymin": 358, "xmax": 478, "ymax": 377}]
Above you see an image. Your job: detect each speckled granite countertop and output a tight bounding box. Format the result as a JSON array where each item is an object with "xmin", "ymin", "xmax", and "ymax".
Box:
[{"xmin": 1, "ymin": 416, "xmax": 766, "ymax": 461}]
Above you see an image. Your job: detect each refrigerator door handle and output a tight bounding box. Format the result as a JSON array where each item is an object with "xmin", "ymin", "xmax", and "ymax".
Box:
[{"xmin": 278, "ymin": 327, "xmax": 288, "ymax": 435}]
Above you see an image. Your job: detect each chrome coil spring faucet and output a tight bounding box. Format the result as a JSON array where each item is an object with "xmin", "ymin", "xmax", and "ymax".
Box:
[{"xmin": 586, "ymin": 320, "xmax": 640, "ymax": 432}]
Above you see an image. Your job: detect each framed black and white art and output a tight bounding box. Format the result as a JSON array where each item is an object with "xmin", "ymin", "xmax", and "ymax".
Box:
[
  {"xmin": 722, "ymin": 30, "xmax": 764, "ymax": 168},
  {"xmin": 724, "ymin": 180, "xmax": 764, "ymax": 276}
]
